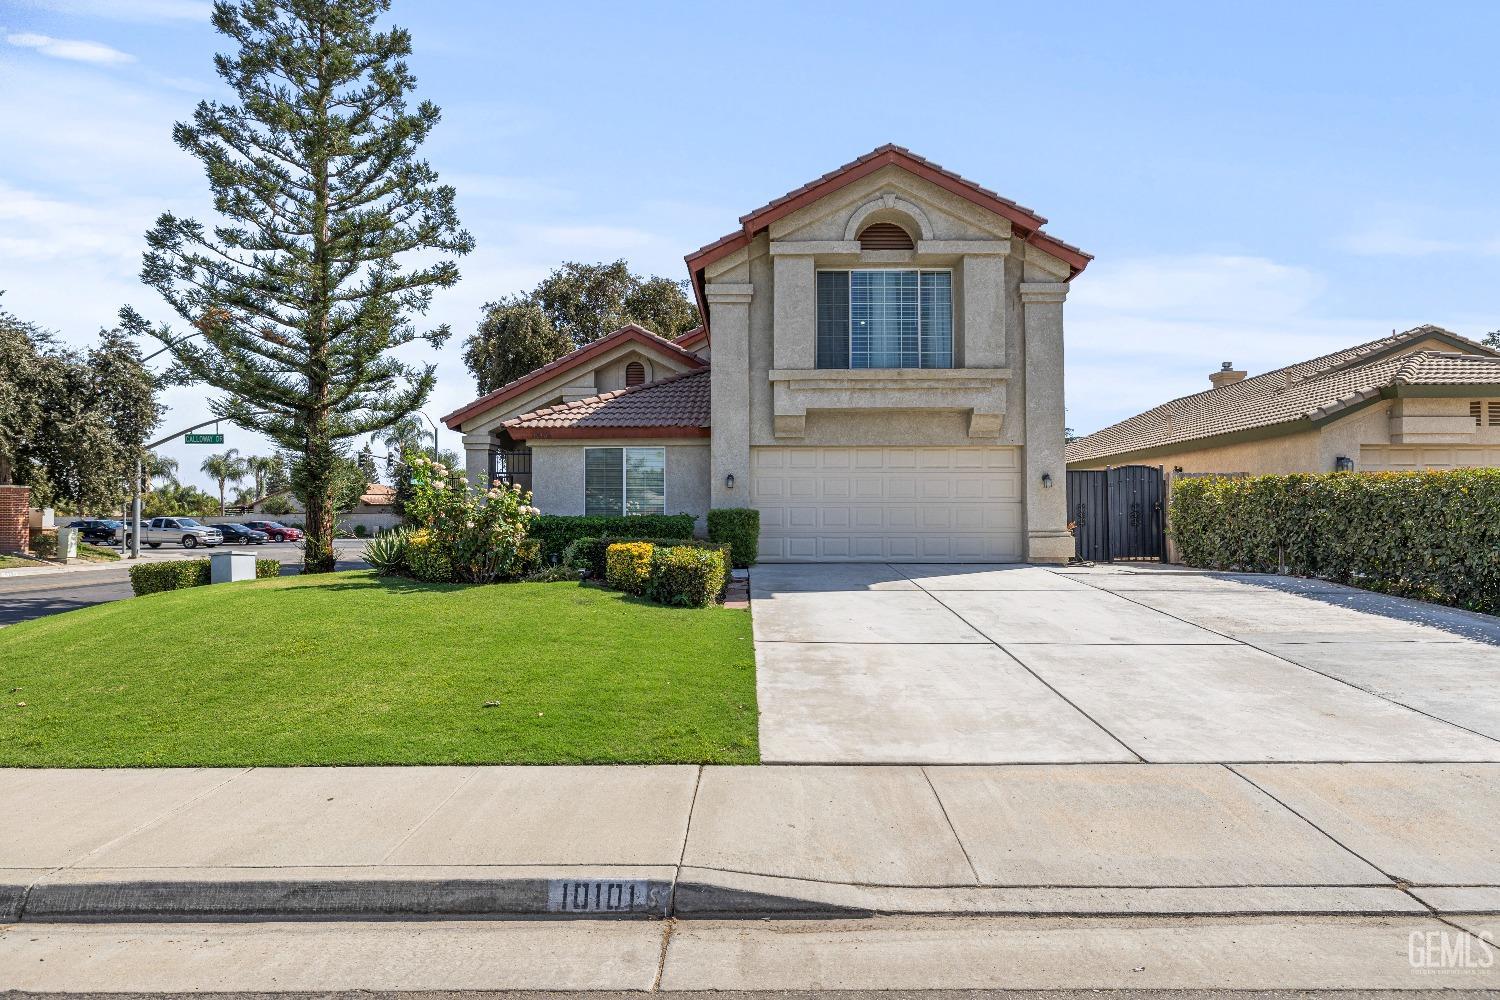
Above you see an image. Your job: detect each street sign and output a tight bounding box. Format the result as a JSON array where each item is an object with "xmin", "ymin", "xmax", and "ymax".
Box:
[{"xmin": 184, "ymin": 433, "xmax": 224, "ymax": 445}]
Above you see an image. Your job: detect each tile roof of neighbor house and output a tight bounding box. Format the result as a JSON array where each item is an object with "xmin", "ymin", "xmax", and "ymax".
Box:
[
  {"xmin": 1067, "ymin": 326, "xmax": 1500, "ymax": 464},
  {"xmin": 440, "ymin": 323, "xmax": 705, "ymax": 430},
  {"xmin": 684, "ymin": 145, "xmax": 1094, "ymax": 328},
  {"xmin": 359, "ymin": 483, "xmax": 396, "ymax": 506},
  {"xmin": 502, "ymin": 368, "xmax": 712, "ymax": 440},
  {"xmin": 674, "ymin": 325, "xmax": 708, "ymax": 350}
]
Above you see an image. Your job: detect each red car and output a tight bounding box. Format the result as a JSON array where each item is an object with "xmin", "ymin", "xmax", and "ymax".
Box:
[{"xmin": 243, "ymin": 520, "xmax": 303, "ymax": 543}]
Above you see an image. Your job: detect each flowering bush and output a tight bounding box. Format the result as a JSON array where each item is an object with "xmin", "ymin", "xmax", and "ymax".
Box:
[
  {"xmin": 400, "ymin": 453, "xmax": 540, "ymax": 583},
  {"xmin": 605, "ymin": 542, "xmax": 655, "ymax": 595}
]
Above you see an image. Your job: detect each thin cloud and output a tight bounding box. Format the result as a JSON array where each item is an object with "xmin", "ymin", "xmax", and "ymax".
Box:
[
  {"xmin": 5, "ymin": 31, "xmax": 134, "ymax": 65},
  {"xmin": 13, "ymin": 0, "xmax": 210, "ymax": 22}
]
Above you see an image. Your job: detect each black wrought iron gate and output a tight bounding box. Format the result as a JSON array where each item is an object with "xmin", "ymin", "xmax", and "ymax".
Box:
[{"xmin": 1065, "ymin": 465, "xmax": 1166, "ymax": 562}]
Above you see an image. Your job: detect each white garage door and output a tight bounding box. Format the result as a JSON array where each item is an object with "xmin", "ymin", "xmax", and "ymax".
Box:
[{"xmin": 751, "ymin": 446, "xmax": 1023, "ymax": 562}]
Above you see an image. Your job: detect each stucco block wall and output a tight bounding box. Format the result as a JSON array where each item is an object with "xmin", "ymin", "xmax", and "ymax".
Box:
[{"xmin": 528, "ymin": 439, "xmax": 712, "ymax": 531}]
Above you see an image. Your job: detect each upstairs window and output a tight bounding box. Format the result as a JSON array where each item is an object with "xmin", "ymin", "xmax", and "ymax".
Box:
[
  {"xmin": 1490, "ymin": 401, "xmax": 1500, "ymax": 427},
  {"xmin": 1472, "ymin": 401, "xmax": 1483, "ymax": 426},
  {"xmin": 584, "ymin": 447, "xmax": 665, "ymax": 517},
  {"xmin": 815, "ymin": 270, "xmax": 953, "ymax": 369}
]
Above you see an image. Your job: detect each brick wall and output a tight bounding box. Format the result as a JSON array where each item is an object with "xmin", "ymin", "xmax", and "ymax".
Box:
[{"xmin": 0, "ymin": 485, "xmax": 30, "ymax": 553}]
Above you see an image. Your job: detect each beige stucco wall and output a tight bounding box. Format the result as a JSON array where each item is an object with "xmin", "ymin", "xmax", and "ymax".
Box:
[
  {"xmin": 527, "ymin": 439, "xmax": 712, "ymax": 531},
  {"xmin": 1071, "ymin": 393, "xmax": 1500, "ymax": 475},
  {"xmin": 703, "ymin": 166, "xmax": 1074, "ymax": 561}
]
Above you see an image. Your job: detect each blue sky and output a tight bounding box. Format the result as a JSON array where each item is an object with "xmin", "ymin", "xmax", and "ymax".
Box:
[{"xmin": 2, "ymin": 0, "xmax": 1497, "ymax": 491}]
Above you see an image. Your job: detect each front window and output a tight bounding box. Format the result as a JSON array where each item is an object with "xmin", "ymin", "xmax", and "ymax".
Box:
[
  {"xmin": 816, "ymin": 269, "xmax": 953, "ymax": 369},
  {"xmin": 584, "ymin": 447, "xmax": 666, "ymax": 517}
]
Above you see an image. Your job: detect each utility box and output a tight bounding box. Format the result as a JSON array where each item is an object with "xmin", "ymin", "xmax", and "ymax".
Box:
[
  {"xmin": 55, "ymin": 526, "xmax": 79, "ymax": 563},
  {"xmin": 210, "ymin": 549, "xmax": 256, "ymax": 584}
]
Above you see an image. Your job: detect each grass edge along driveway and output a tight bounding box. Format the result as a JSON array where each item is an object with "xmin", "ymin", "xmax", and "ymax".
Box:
[{"xmin": 0, "ymin": 571, "xmax": 758, "ymax": 766}]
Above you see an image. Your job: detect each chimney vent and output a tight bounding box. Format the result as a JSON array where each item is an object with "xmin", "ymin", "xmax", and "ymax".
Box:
[{"xmin": 1210, "ymin": 362, "xmax": 1247, "ymax": 389}]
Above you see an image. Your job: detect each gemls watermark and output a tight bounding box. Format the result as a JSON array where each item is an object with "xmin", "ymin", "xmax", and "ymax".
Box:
[{"xmin": 1409, "ymin": 929, "xmax": 1495, "ymax": 972}]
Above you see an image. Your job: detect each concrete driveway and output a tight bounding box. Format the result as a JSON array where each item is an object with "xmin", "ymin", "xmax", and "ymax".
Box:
[{"xmin": 751, "ymin": 563, "xmax": 1500, "ymax": 764}]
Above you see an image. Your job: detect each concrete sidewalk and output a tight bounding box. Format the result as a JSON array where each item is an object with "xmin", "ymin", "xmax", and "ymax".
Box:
[{"xmin": 4, "ymin": 762, "xmax": 1498, "ymax": 922}]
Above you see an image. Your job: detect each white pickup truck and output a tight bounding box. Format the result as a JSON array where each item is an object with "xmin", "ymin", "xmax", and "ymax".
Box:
[{"xmin": 126, "ymin": 516, "xmax": 223, "ymax": 550}]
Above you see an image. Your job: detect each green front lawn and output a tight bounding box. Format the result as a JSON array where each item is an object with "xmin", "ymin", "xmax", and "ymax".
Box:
[{"xmin": 0, "ymin": 572, "xmax": 758, "ymax": 766}]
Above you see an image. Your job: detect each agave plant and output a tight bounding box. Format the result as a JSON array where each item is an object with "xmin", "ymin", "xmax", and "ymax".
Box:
[{"xmin": 362, "ymin": 529, "xmax": 410, "ymax": 575}]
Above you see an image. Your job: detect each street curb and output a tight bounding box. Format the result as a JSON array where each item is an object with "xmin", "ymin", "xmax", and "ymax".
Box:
[{"xmin": 8, "ymin": 869, "xmax": 1461, "ymax": 923}]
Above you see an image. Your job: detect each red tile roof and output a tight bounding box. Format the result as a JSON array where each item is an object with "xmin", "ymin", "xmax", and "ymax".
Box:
[
  {"xmin": 674, "ymin": 325, "xmax": 708, "ymax": 350},
  {"xmin": 685, "ymin": 144, "xmax": 1093, "ymax": 329},
  {"xmin": 441, "ymin": 324, "xmax": 704, "ymax": 430},
  {"xmin": 1067, "ymin": 326, "xmax": 1500, "ymax": 464},
  {"xmin": 503, "ymin": 368, "xmax": 712, "ymax": 440}
]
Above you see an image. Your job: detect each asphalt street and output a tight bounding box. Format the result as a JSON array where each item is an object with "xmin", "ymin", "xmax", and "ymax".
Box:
[{"xmin": 0, "ymin": 541, "xmax": 367, "ymax": 627}]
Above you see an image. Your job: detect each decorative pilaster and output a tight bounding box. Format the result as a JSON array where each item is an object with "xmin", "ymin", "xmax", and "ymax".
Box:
[
  {"xmin": 462, "ymin": 432, "xmax": 497, "ymax": 489},
  {"xmin": 0, "ymin": 484, "xmax": 30, "ymax": 554},
  {"xmin": 708, "ymin": 283, "xmax": 754, "ymax": 508},
  {"xmin": 1020, "ymin": 281, "xmax": 1073, "ymax": 564}
]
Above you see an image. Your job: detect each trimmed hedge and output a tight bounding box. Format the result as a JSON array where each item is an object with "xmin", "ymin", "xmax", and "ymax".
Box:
[
  {"xmin": 708, "ymin": 508, "xmax": 760, "ymax": 568},
  {"xmin": 649, "ymin": 545, "xmax": 728, "ymax": 608},
  {"xmin": 564, "ymin": 535, "xmax": 729, "ymax": 581},
  {"xmin": 531, "ymin": 513, "xmax": 696, "ymax": 561},
  {"xmin": 1170, "ymin": 469, "xmax": 1500, "ymax": 614},
  {"xmin": 605, "ymin": 542, "xmax": 655, "ymax": 595},
  {"xmin": 129, "ymin": 557, "xmax": 280, "ymax": 596}
]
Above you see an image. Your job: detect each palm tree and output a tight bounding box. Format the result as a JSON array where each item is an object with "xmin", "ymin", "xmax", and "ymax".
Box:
[
  {"xmin": 379, "ymin": 416, "xmax": 434, "ymax": 461},
  {"xmin": 244, "ymin": 455, "xmax": 280, "ymax": 501},
  {"xmin": 143, "ymin": 454, "xmax": 179, "ymax": 490},
  {"xmin": 200, "ymin": 449, "xmax": 247, "ymax": 514}
]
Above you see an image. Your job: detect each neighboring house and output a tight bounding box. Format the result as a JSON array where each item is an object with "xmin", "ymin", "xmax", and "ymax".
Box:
[
  {"xmin": 1068, "ymin": 325, "xmax": 1500, "ymax": 475},
  {"xmin": 445, "ymin": 144, "xmax": 1092, "ymax": 562}
]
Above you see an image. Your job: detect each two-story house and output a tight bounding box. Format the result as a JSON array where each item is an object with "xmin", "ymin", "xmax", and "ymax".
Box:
[{"xmin": 444, "ymin": 145, "xmax": 1091, "ymax": 563}]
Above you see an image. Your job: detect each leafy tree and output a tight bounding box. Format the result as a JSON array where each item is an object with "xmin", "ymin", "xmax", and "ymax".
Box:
[
  {"xmin": 1484, "ymin": 330, "xmax": 1500, "ymax": 350},
  {"xmin": 533, "ymin": 260, "xmax": 635, "ymax": 347},
  {"xmin": 144, "ymin": 481, "xmax": 219, "ymax": 518},
  {"xmin": 463, "ymin": 298, "xmax": 571, "ymax": 394},
  {"xmin": 0, "ymin": 298, "xmax": 162, "ymax": 513},
  {"xmin": 131, "ymin": 0, "xmax": 473, "ymax": 572},
  {"xmin": 291, "ymin": 448, "xmax": 364, "ymax": 513},
  {"xmin": 378, "ymin": 414, "xmax": 432, "ymax": 459},
  {"xmin": 260, "ymin": 493, "xmax": 297, "ymax": 516},
  {"xmin": 200, "ymin": 448, "xmax": 247, "ymax": 514},
  {"xmin": 624, "ymin": 276, "xmax": 699, "ymax": 339},
  {"xmin": 461, "ymin": 261, "xmax": 699, "ymax": 395}
]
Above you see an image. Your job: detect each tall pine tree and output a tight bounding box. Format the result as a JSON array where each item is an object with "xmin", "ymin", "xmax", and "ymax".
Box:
[{"xmin": 133, "ymin": 0, "xmax": 472, "ymax": 571}]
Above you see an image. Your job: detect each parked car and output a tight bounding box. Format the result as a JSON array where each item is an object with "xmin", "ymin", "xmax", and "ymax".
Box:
[
  {"xmin": 215, "ymin": 523, "xmax": 269, "ymax": 544},
  {"xmin": 125, "ymin": 516, "xmax": 223, "ymax": 549},
  {"xmin": 65, "ymin": 519, "xmax": 123, "ymax": 543},
  {"xmin": 242, "ymin": 520, "xmax": 302, "ymax": 542}
]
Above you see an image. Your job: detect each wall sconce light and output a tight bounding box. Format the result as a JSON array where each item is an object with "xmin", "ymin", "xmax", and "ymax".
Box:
[
  {"xmin": 725, "ymin": 473, "xmax": 735, "ymax": 489},
  {"xmin": 1334, "ymin": 456, "xmax": 1354, "ymax": 472},
  {"xmin": 1041, "ymin": 473, "xmax": 1054, "ymax": 489}
]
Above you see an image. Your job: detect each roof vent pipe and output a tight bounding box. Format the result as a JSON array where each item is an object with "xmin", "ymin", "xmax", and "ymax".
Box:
[{"xmin": 1210, "ymin": 361, "xmax": 1247, "ymax": 389}]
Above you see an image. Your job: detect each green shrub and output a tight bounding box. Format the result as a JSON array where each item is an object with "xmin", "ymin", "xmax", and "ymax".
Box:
[
  {"xmin": 522, "ymin": 563, "xmax": 581, "ymax": 583},
  {"xmin": 29, "ymin": 530, "xmax": 57, "ymax": 560},
  {"xmin": 362, "ymin": 529, "xmax": 410, "ymax": 575},
  {"xmin": 354, "ymin": 524, "xmax": 368, "ymax": 538},
  {"xmin": 565, "ymin": 535, "xmax": 728, "ymax": 581},
  {"xmin": 605, "ymin": 542, "xmax": 655, "ymax": 595},
  {"xmin": 707, "ymin": 508, "xmax": 760, "ymax": 568},
  {"xmin": 130, "ymin": 557, "xmax": 280, "ymax": 596},
  {"xmin": 130, "ymin": 559, "xmax": 210, "ymax": 595},
  {"xmin": 1170, "ymin": 469, "xmax": 1500, "ymax": 614},
  {"xmin": 405, "ymin": 530, "xmax": 453, "ymax": 583},
  {"xmin": 648, "ymin": 545, "xmax": 728, "ymax": 608},
  {"xmin": 531, "ymin": 514, "xmax": 696, "ymax": 561},
  {"xmin": 513, "ymin": 538, "xmax": 542, "ymax": 579}
]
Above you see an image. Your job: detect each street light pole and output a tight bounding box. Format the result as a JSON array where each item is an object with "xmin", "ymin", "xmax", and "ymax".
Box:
[{"xmin": 417, "ymin": 411, "xmax": 440, "ymax": 463}]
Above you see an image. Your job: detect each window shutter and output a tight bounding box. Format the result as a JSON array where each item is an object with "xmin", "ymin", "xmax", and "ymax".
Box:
[
  {"xmin": 1490, "ymin": 402, "xmax": 1500, "ymax": 427},
  {"xmin": 625, "ymin": 361, "xmax": 646, "ymax": 387},
  {"xmin": 584, "ymin": 448, "xmax": 624, "ymax": 516},
  {"xmin": 858, "ymin": 222, "xmax": 915, "ymax": 250}
]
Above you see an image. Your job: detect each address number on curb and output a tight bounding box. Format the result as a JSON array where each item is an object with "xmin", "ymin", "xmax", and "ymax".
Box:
[{"xmin": 547, "ymin": 879, "xmax": 662, "ymax": 913}]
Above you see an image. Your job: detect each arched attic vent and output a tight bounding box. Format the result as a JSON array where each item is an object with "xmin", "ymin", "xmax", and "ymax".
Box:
[{"xmin": 858, "ymin": 221, "xmax": 915, "ymax": 251}]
